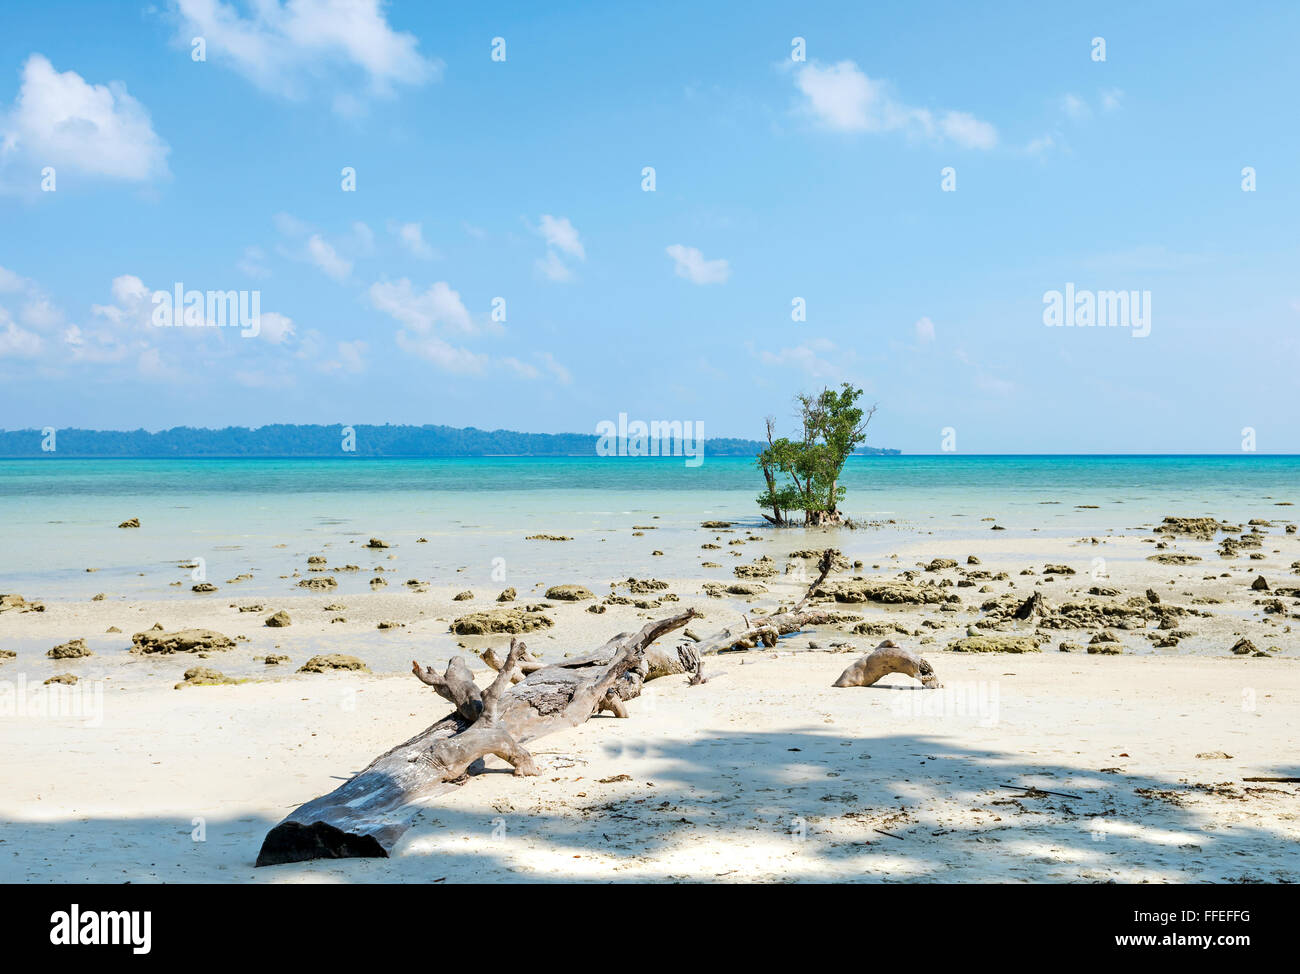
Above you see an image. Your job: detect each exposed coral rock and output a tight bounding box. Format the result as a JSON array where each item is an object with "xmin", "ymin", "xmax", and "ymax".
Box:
[
  {"xmin": 451, "ymin": 607, "xmax": 554, "ymax": 635},
  {"xmin": 298, "ymin": 654, "xmax": 370, "ymax": 673},
  {"xmin": 131, "ymin": 628, "xmax": 236, "ymax": 655},
  {"xmin": 47, "ymin": 638, "xmax": 92, "ymax": 659},
  {"xmin": 544, "ymin": 584, "xmax": 595, "ymax": 601},
  {"xmin": 949, "ymin": 635, "xmax": 1040, "ymax": 653}
]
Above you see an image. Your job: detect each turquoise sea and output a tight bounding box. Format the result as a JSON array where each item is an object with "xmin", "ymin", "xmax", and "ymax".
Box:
[{"xmin": 0, "ymin": 455, "xmax": 1296, "ymax": 601}]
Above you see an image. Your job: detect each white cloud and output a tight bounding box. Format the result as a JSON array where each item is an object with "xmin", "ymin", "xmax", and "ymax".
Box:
[
  {"xmin": 531, "ymin": 215, "xmax": 585, "ymax": 282},
  {"xmin": 794, "ymin": 59, "xmax": 997, "ymax": 149},
  {"xmin": 306, "ymin": 234, "xmax": 352, "ymax": 280},
  {"xmin": 1061, "ymin": 93, "xmax": 1090, "ymax": 120},
  {"xmin": 0, "ymin": 266, "xmax": 29, "ymax": 292},
  {"xmin": 501, "ymin": 357, "xmax": 540, "ymax": 379},
  {"xmin": 535, "ymin": 250, "xmax": 574, "ymax": 283},
  {"xmin": 369, "ymin": 278, "xmax": 566, "ymax": 381},
  {"xmin": 390, "ymin": 220, "xmax": 435, "ymax": 259},
  {"xmin": 1026, "ymin": 133, "xmax": 1056, "ymax": 156},
  {"xmin": 90, "ymin": 274, "xmax": 153, "ymax": 328},
  {"xmin": 536, "ymin": 215, "xmax": 585, "ymax": 260},
  {"xmin": 1100, "ymin": 88, "xmax": 1124, "ymax": 112},
  {"xmin": 537, "ymin": 350, "xmax": 571, "ymax": 385},
  {"xmin": 395, "ymin": 332, "xmax": 489, "ymax": 375},
  {"xmin": 351, "ymin": 221, "xmax": 375, "ymax": 254},
  {"xmin": 0, "ymin": 308, "xmax": 42, "ymax": 359},
  {"xmin": 666, "ymin": 244, "xmax": 730, "ymax": 285},
  {"xmin": 756, "ymin": 338, "xmax": 842, "ymax": 378},
  {"xmin": 172, "ymin": 0, "xmax": 440, "ymax": 106},
  {"xmin": 273, "ymin": 211, "xmax": 312, "ymax": 237},
  {"xmin": 914, "ymin": 316, "xmax": 935, "ymax": 343},
  {"xmin": 258, "ymin": 311, "xmax": 295, "ymax": 344},
  {"xmin": 20, "ymin": 297, "xmax": 63, "ymax": 330},
  {"xmin": 938, "ymin": 111, "xmax": 997, "ymax": 150},
  {"xmin": 368, "ymin": 279, "xmax": 474, "ymax": 335},
  {"xmin": 1, "ymin": 54, "xmax": 169, "ymax": 182}
]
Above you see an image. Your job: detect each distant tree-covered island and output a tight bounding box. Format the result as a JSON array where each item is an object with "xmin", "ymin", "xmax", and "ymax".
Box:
[{"xmin": 0, "ymin": 424, "xmax": 900, "ymax": 459}]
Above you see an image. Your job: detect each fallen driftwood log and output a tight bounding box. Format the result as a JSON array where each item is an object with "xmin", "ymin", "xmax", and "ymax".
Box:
[
  {"xmin": 256, "ymin": 549, "xmax": 844, "ymax": 866},
  {"xmin": 256, "ymin": 611, "xmax": 697, "ymax": 865},
  {"xmin": 832, "ymin": 639, "xmax": 941, "ymax": 689}
]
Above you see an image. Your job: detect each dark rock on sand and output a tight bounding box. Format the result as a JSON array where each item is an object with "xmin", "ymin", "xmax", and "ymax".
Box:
[
  {"xmin": 453, "ymin": 590, "xmax": 474, "ymax": 601},
  {"xmin": 118, "ymin": 517, "xmax": 140, "ymax": 529},
  {"xmin": 265, "ymin": 610, "xmax": 292, "ymax": 627},
  {"xmin": 734, "ymin": 556, "xmax": 777, "ymax": 579},
  {"xmin": 174, "ymin": 667, "xmax": 239, "ymax": 688},
  {"xmin": 1087, "ymin": 642, "xmax": 1122, "ymax": 655},
  {"xmin": 626, "ymin": 578, "xmax": 669, "ymax": 594},
  {"xmin": 298, "ymin": 654, "xmax": 370, "ymax": 673},
  {"xmin": 47, "ymin": 638, "xmax": 92, "ymax": 659},
  {"xmin": 131, "ymin": 628, "xmax": 236, "ymax": 655},
  {"xmin": 704, "ymin": 582, "xmax": 768, "ymax": 597},
  {"xmin": 496, "ymin": 587, "xmax": 517, "ymax": 602},
  {"xmin": 1155, "ymin": 517, "xmax": 1225, "ymax": 540},
  {"xmin": 816, "ymin": 579, "xmax": 951, "ymax": 605},
  {"xmin": 545, "ymin": 584, "xmax": 595, "ymax": 601},
  {"xmin": 949, "ymin": 635, "xmax": 1040, "ymax": 653},
  {"xmin": 1, "ymin": 593, "xmax": 44, "ymax": 613},
  {"xmin": 451, "ymin": 607, "xmax": 554, "ymax": 636}
]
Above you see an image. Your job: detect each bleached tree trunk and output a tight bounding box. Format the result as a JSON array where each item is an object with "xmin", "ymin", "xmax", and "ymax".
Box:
[
  {"xmin": 255, "ymin": 612, "xmax": 697, "ymax": 866},
  {"xmin": 255, "ymin": 550, "xmax": 844, "ymax": 866}
]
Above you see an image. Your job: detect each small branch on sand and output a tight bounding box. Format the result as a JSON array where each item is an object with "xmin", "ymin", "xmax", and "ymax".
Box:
[
  {"xmin": 668, "ymin": 548, "xmax": 844, "ymax": 673},
  {"xmin": 998, "ymin": 784, "xmax": 1082, "ymax": 800}
]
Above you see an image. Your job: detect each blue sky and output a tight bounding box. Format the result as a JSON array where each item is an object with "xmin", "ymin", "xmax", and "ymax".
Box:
[{"xmin": 1, "ymin": 0, "xmax": 1297, "ymax": 453}]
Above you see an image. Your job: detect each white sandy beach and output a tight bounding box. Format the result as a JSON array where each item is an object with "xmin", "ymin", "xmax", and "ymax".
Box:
[{"xmin": 2, "ymin": 514, "xmax": 1298, "ymax": 883}]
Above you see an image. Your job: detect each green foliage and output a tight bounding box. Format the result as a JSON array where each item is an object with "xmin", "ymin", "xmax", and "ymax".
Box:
[{"xmin": 756, "ymin": 384, "xmax": 876, "ymax": 525}]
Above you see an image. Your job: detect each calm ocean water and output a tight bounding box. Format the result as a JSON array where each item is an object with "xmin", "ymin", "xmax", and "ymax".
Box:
[{"xmin": 0, "ymin": 455, "xmax": 1295, "ymax": 600}]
